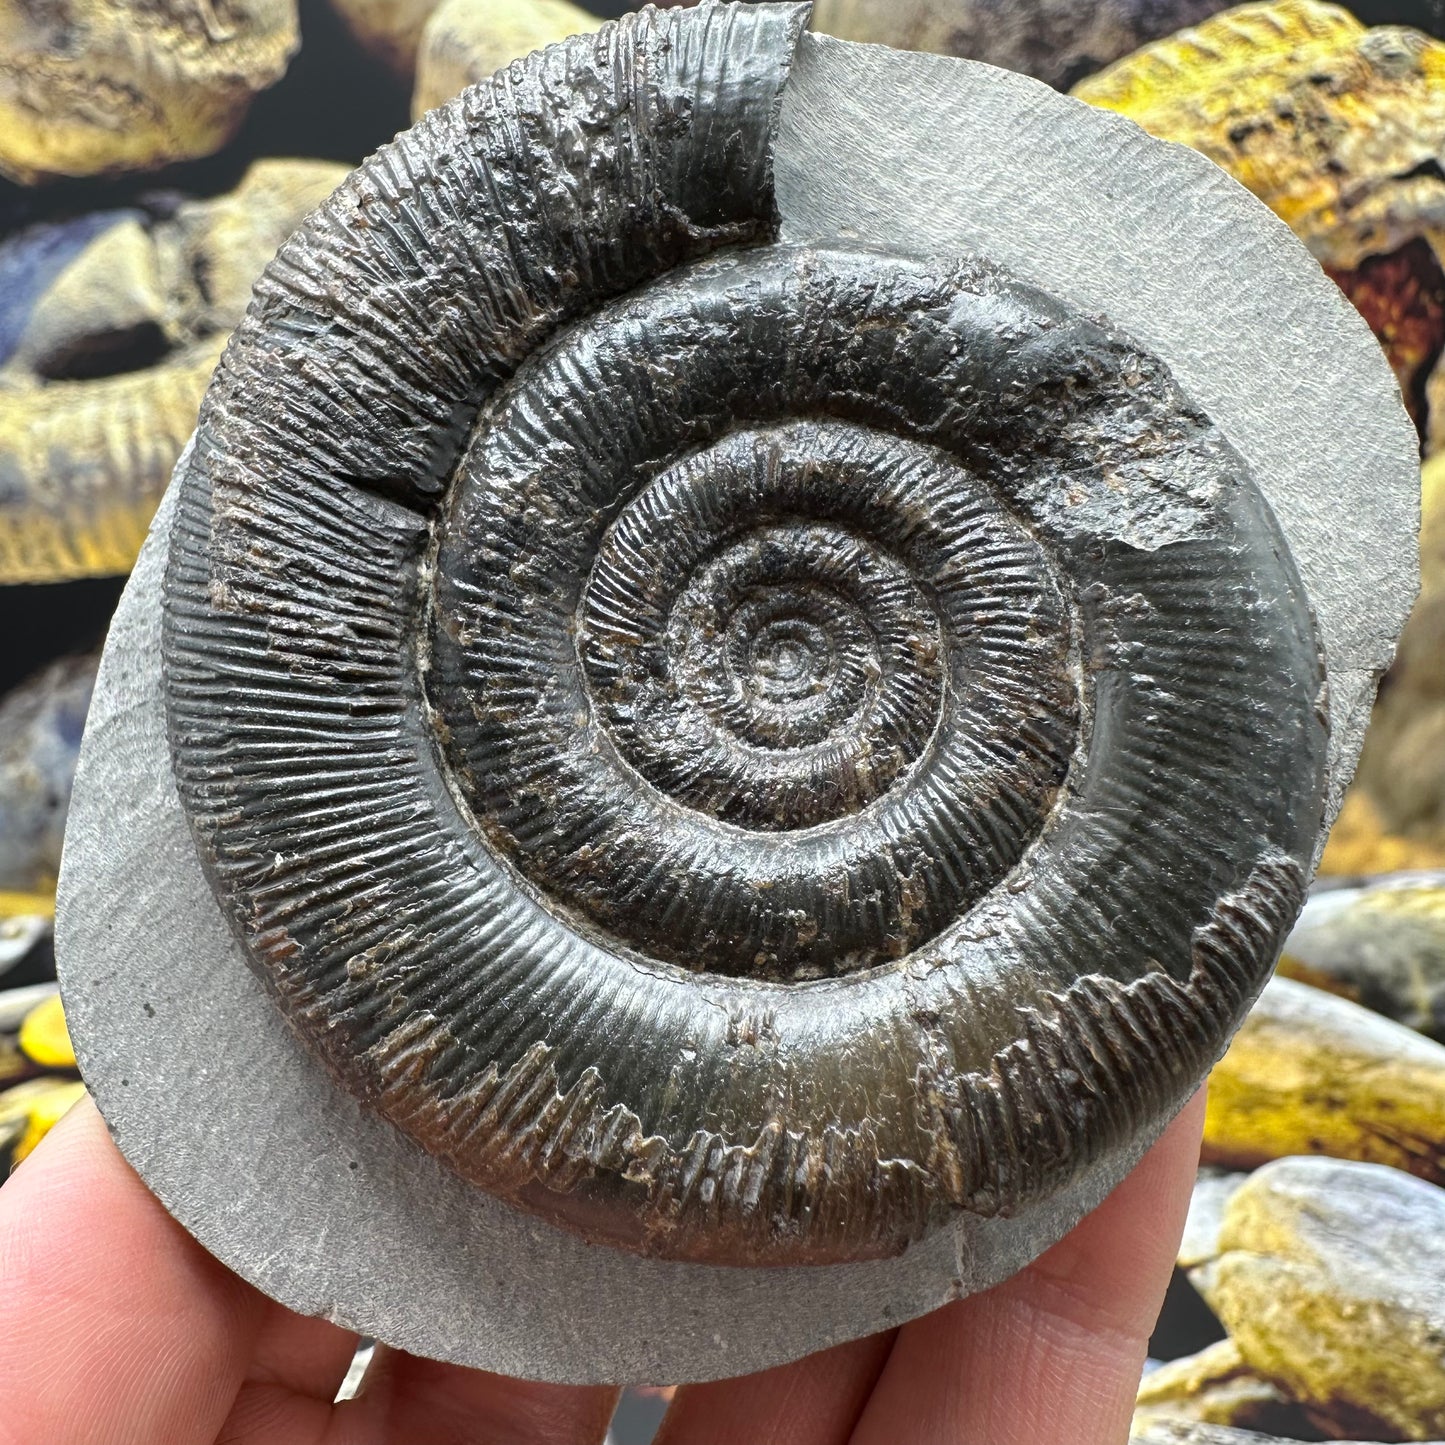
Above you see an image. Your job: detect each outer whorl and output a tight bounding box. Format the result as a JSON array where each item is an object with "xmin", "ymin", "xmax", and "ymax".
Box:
[{"xmin": 162, "ymin": 1, "xmax": 1330, "ymax": 1266}]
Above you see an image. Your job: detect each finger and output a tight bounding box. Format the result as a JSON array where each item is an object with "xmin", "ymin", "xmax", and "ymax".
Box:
[
  {"xmin": 655, "ymin": 1329, "xmax": 895, "ymax": 1445},
  {"xmin": 241, "ymin": 1301, "xmax": 361, "ymax": 1399},
  {"xmin": 214, "ymin": 1303, "xmax": 361, "ymax": 1444},
  {"xmin": 850, "ymin": 1091, "xmax": 1205, "ymax": 1445},
  {"xmin": 0, "ymin": 1097, "xmax": 267, "ymax": 1445},
  {"xmin": 354, "ymin": 1345, "xmax": 618, "ymax": 1445}
]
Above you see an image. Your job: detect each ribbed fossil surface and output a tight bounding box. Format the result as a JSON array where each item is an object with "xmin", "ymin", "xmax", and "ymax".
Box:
[{"xmin": 162, "ymin": 1, "xmax": 1330, "ymax": 1265}]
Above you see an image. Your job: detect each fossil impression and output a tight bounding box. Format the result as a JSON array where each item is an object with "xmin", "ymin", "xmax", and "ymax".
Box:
[
  {"xmin": 0, "ymin": 159, "xmax": 349, "ymax": 584},
  {"xmin": 0, "ymin": 0, "xmax": 298, "ymax": 184},
  {"xmin": 162, "ymin": 2, "xmax": 1331, "ymax": 1268}
]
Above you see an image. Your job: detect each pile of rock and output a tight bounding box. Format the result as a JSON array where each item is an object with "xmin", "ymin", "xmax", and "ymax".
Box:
[{"xmin": 1141, "ymin": 875, "xmax": 1445, "ymax": 1442}]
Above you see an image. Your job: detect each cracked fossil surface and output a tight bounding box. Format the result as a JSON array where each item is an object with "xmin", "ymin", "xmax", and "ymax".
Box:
[{"xmin": 158, "ymin": 0, "xmax": 1331, "ymax": 1267}]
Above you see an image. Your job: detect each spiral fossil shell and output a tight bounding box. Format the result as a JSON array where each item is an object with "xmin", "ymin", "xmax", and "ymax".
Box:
[{"xmin": 163, "ymin": 1, "xmax": 1330, "ymax": 1266}]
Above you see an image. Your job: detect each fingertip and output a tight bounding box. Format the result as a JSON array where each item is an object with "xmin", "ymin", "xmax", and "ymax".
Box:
[
  {"xmin": 0, "ymin": 1096, "xmax": 265, "ymax": 1445},
  {"xmin": 851, "ymin": 1093, "xmax": 1205, "ymax": 1445}
]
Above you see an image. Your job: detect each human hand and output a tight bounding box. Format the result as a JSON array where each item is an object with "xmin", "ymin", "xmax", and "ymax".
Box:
[{"xmin": 0, "ymin": 1091, "xmax": 1203, "ymax": 1445}]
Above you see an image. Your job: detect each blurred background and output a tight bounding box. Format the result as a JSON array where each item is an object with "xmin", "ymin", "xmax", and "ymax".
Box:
[{"xmin": 5, "ymin": 1, "xmax": 1445, "ymax": 1440}]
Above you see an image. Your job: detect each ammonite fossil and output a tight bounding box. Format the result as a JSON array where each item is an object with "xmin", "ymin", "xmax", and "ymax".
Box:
[
  {"xmin": 1074, "ymin": 0, "xmax": 1445, "ymax": 448},
  {"xmin": 159, "ymin": 0, "xmax": 1331, "ymax": 1268},
  {"xmin": 0, "ymin": 160, "xmax": 349, "ymax": 583},
  {"xmin": 0, "ymin": 0, "xmax": 297, "ymax": 184}
]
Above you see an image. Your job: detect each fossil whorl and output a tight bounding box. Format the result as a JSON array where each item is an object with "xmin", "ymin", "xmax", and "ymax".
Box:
[{"xmin": 162, "ymin": 1, "xmax": 1330, "ymax": 1266}]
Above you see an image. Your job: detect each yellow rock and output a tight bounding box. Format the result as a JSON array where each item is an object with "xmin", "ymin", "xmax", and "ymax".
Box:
[
  {"xmin": 0, "ymin": 159, "xmax": 349, "ymax": 583},
  {"xmin": 412, "ymin": 0, "xmax": 601, "ymax": 118},
  {"xmin": 331, "ymin": 0, "xmax": 446, "ymax": 77},
  {"xmin": 1074, "ymin": 0, "xmax": 1445, "ymax": 268},
  {"xmin": 1199, "ymin": 1156, "xmax": 1445, "ymax": 1439},
  {"xmin": 0, "ymin": 892, "xmax": 56, "ymax": 922},
  {"xmin": 0, "ymin": 344, "xmax": 222, "ymax": 583},
  {"xmin": 1134, "ymin": 1340, "xmax": 1303, "ymax": 1434},
  {"xmin": 1074, "ymin": 0, "xmax": 1445, "ymax": 447},
  {"xmin": 0, "ymin": 0, "xmax": 299, "ymax": 184},
  {"xmin": 0, "ymin": 1077, "xmax": 86, "ymax": 1166},
  {"xmin": 1203, "ymin": 974, "xmax": 1445, "ymax": 1183},
  {"xmin": 18, "ymin": 994, "xmax": 73, "ymax": 1071},
  {"xmin": 1317, "ymin": 790, "xmax": 1445, "ymax": 878}
]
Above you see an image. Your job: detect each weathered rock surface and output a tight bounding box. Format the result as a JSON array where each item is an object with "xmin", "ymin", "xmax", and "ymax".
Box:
[
  {"xmin": 1352, "ymin": 453, "xmax": 1445, "ymax": 846},
  {"xmin": 1135, "ymin": 1424, "xmax": 1445, "ymax": 1444},
  {"xmin": 1133, "ymin": 1340, "xmax": 1312, "ymax": 1435},
  {"xmin": 808, "ymin": 0, "xmax": 1232, "ymax": 89},
  {"xmin": 1076, "ymin": 0, "xmax": 1445, "ymax": 447},
  {"xmin": 412, "ymin": 0, "xmax": 601, "ymax": 117},
  {"xmin": 0, "ymin": 655, "xmax": 96, "ymax": 912},
  {"xmin": 1180, "ymin": 1170, "xmax": 1250, "ymax": 1270},
  {"xmin": 0, "ymin": 0, "xmax": 298, "ymax": 183},
  {"xmin": 1197, "ymin": 1156, "xmax": 1445, "ymax": 1439},
  {"xmin": 1280, "ymin": 874, "xmax": 1445, "ymax": 1039},
  {"xmin": 1203, "ymin": 975, "xmax": 1445, "ymax": 1185},
  {"xmin": 0, "ymin": 159, "xmax": 348, "ymax": 582}
]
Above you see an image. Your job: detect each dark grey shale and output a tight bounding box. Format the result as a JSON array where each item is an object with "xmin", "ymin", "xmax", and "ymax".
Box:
[{"xmin": 59, "ymin": 5, "xmax": 1419, "ymax": 1377}]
